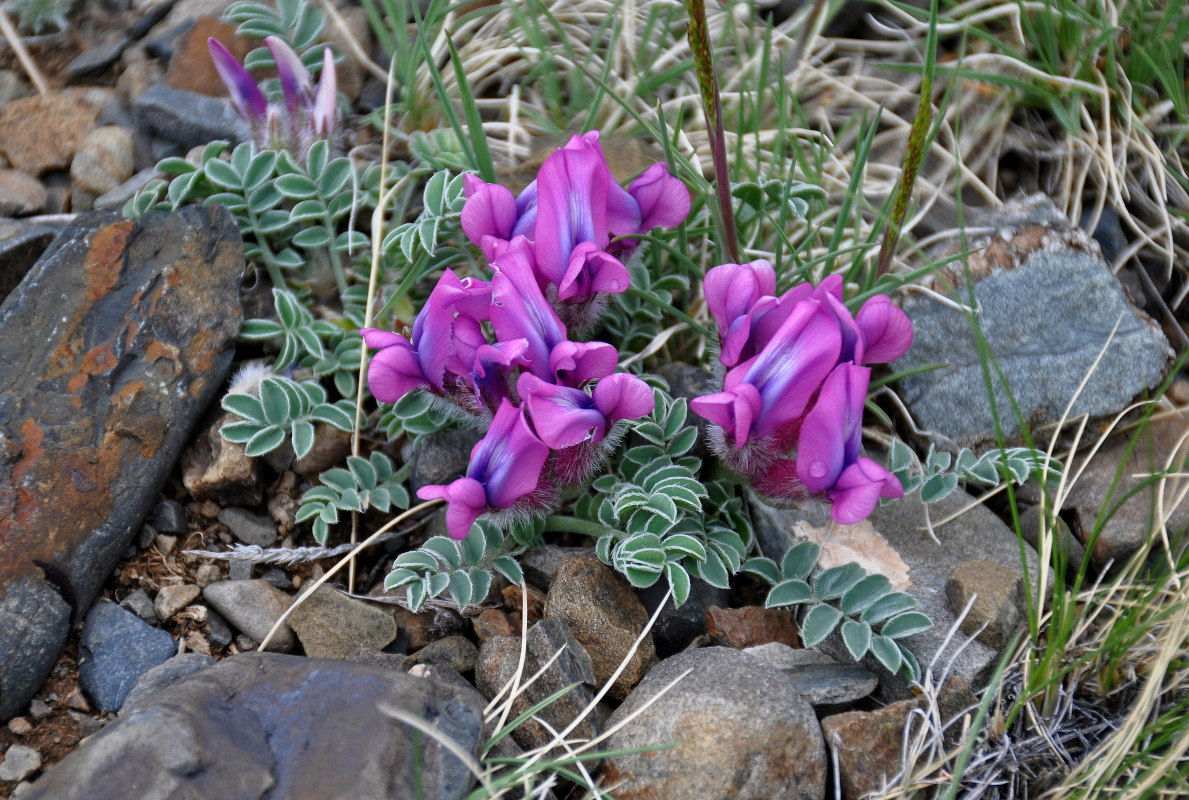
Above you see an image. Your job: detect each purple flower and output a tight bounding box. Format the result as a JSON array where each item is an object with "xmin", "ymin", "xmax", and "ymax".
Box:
[
  {"xmin": 208, "ymin": 38, "xmax": 267, "ymax": 124},
  {"xmin": 470, "ymin": 339, "xmax": 530, "ymax": 411},
  {"xmin": 691, "ymin": 298, "xmax": 841, "ymax": 448},
  {"xmin": 856, "ymin": 295, "xmax": 913, "ymax": 364},
  {"xmin": 490, "ymin": 238, "xmax": 568, "ymax": 379},
  {"xmin": 827, "ymin": 458, "xmax": 904, "ymax": 525},
  {"xmin": 311, "ymin": 46, "xmax": 338, "ymax": 136},
  {"xmin": 628, "ymin": 162, "xmax": 691, "ymax": 232},
  {"xmin": 518, "ymin": 372, "xmax": 654, "ymax": 450},
  {"xmin": 417, "ymin": 400, "xmax": 549, "ymax": 539},
  {"xmin": 360, "ymin": 328, "xmax": 424, "ymax": 403},
  {"xmin": 548, "ymin": 340, "xmax": 618, "ymax": 387},
  {"xmin": 266, "ymin": 36, "xmax": 313, "ymax": 113},
  {"xmin": 461, "ymin": 175, "xmax": 519, "ymax": 260}
]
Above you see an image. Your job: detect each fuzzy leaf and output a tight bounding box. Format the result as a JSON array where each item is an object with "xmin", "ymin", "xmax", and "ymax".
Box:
[
  {"xmin": 780, "ymin": 541, "xmax": 820, "ymax": 581},
  {"xmin": 244, "ymin": 426, "xmax": 287, "ymax": 457},
  {"xmin": 841, "ymin": 619, "xmax": 872, "ymax": 660},
  {"xmin": 869, "ymin": 634, "xmax": 902, "ymax": 674},
  {"xmin": 815, "ymin": 563, "xmax": 866, "ymax": 601},
  {"xmin": 800, "ymin": 603, "xmax": 843, "ymax": 648},
  {"xmin": 740, "ymin": 556, "xmax": 780, "ymax": 585},
  {"xmin": 840, "ymin": 574, "xmax": 894, "ymax": 615},
  {"xmin": 493, "ymin": 556, "xmax": 523, "ymax": 585},
  {"xmin": 766, "ymin": 578, "xmax": 812, "ymax": 608}
]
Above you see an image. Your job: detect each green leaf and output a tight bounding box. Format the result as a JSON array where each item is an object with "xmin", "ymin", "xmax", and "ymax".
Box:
[
  {"xmin": 204, "ymin": 158, "xmax": 242, "ymax": 190},
  {"xmin": 841, "ymin": 619, "xmax": 872, "ymax": 660},
  {"xmin": 219, "ymin": 420, "xmax": 263, "ymax": 443},
  {"xmin": 310, "ymin": 403, "xmax": 354, "ymax": 431},
  {"xmin": 861, "ymin": 592, "xmax": 918, "ymax": 624},
  {"xmin": 693, "ymin": 547, "xmax": 730, "ymax": 589},
  {"xmin": 470, "ymin": 569, "xmax": 492, "ymax": 605},
  {"xmin": 427, "ymin": 572, "xmax": 450, "ymax": 598},
  {"xmin": 244, "ymin": 426, "xmax": 287, "ymax": 456},
  {"xmin": 840, "ymin": 574, "xmax": 894, "ymax": 615},
  {"xmin": 880, "ymin": 611, "xmax": 932, "ymax": 639},
  {"xmin": 662, "ymin": 534, "xmax": 706, "ymax": 561},
  {"xmin": 306, "ymin": 139, "xmax": 329, "ymax": 177},
  {"xmin": 766, "ymin": 578, "xmax": 812, "ymax": 608},
  {"xmin": 921, "ymin": 472, "xmax": 959, "ymax": 504},
  {"xmin": 289, "ymin": 199, "xmax": 326, "ymax": 223},
  {"xmin": 869, "ymin": 634, "xmax": 902, "ymax": 674},
  {"xmin": 740, "ymin": 556, "xmax": 780, "ymax": 585},
  {"xmin": 243, "ymin": 151, "xmax": 278, "ymax": 190},
  {"xmin": 815, "ymin": 563, "xmax": 866, "ymax": 601},
  {"xmin": 292, "ymin": 225, "xmax": 333, "ymax": 249},
  {"xmin": 801, "ymin": 603, "xmax": 843, "ymax": 648},
  {"xmin": 780, "ymin": 542, "xmax": 820, "ymax": 581},
  {"xmin": 665, "ymin": 562, "xmax": 691, "ymax": 607},
  {"xmin": 156, "ymin": 157, "xmax": 197, "ymax": 175},
  {"xmin": 407, "ymin": 580, "xmax": 428, "ymax": 612},
  {"xmin": 275, "ymin": 173, "xmax": 318, "ymax": 199},
  {"xmin": 347, "ymin": 455, "xmax": 377, "ymax": 489},
  {"xmin": 493, "ymin": 556, "xmax": 523, "ymax": 585},
  {"xmin": 900, "ymin": 645, "xmax": 921, "ymax": 683},
  {"xmin": 449, "ymin": 571, "xmax": 473, "ymax": 609},
  {"xmin": 259, "ymin": 378, "xmax": 292, "ymax": 425},
  {"xmin": 291, "ymin": 419, "xmax": 316, "ymax": 460},
  {"xmin": 247, "ymin": 183, "xmax": 284, "ymax": 215},
  {"xmin": 422, "ymin": 537, "xmax": 462, "ymax": 570},
  {"xmin": 384, "ymin": 568, "xmax": 420, "ymax": 591},
  {"xmin": 319, "ymin": 158, "xmax": 353, "ymax": 197},
  {"xmin": 666, "ymin": 426, "xmax": 698, "ymax": 457},
  {"xmin": 393, "ymin": 550, "xmax": 440, "ymax": 570},
  {"xmin": 222, "ymin": 392, "xmax": 266, "ymax": 423}
]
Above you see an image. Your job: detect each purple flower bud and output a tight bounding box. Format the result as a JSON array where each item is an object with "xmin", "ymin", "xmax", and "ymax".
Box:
[
  {"xmin": 795, "ymin": 363, "xmax": 868, "ymax": 494},
  {"xmin": 417, "ymin": 400, "xmax": 549, "ymax": 539},
  {"xmin": 704, "ymin": 258, "xmax": 777, "ymax": 336},
  {"xmin": 534, "ymin": 144, "xmax": 610, "ymax": 287},
  {"xmin": 461, "ymin": 174, "xmax": 517, "ymax": 260},
  {"xmin": 856, "ymin": 295, "xmax": 913, "ymax": 364},
  {"xmin": 490, "ymin": 238, "xmax": 568, "ymax": 379},
  {"xmin": 518, "ymin": 371, "xmax": 654, "ymax": 450},
  {"xmin": 629, "ymin": 162, "xmax": 691, "ymax": 231},
  {"xmin": 360, "ymin": 328, "xmax": 426, "ymax": 402},
  {"xmin": 208, "ymin": 38, "xmax": 267, "ymax": 123},
  {"xmin": 557, "ymin": 242, "xmax": 630, "ymax": 301},
  {"xmin": 265, "ymin": 36, "xmax": 313, "ymax": 113},
  {"xmin": 311, "ymin": 46, "xmax": 338, "ymax": 136},
  {"xmin": 548, "ymin": 340, "xmax": 618, "ymax": 387},
  {"xmin": 828, "ymin": 458, "xmax": 903, "ymax": 525}
]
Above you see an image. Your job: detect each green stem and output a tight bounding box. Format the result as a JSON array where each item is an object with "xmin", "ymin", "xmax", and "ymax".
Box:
[
  {"xmin": 245, "ymin": 207, "xmax": 287, "ymax": 290},
  {"xmin": 544, "ymin": 515, "xmax": 621, "ymax": 540},
  {"xmin": 322, "ymin": 209, "xmax": 349, "ymax": 298}
]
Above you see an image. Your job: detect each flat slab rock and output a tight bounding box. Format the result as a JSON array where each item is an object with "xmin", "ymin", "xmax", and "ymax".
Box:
[
  {"xmin": 22, "ymin": 652, "xmax": 485, "ymax": 800},
  {"xmin": 0, "ymin": 207, "xmax": 244, "ymax": 720},
  {"xmin": 895, "ymin": 194, "xmax": 1171, "ymax": 449}
]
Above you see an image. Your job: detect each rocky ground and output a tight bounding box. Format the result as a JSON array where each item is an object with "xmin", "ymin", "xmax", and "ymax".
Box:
[{"xmin": 0, "ymin": 1, "xmax": 1184, "ymax": 798}]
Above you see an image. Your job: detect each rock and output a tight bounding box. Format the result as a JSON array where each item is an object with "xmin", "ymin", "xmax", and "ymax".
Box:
[
  {"xmin": 1018, "ymin": 504, "xmax": 1085, "ymax": 574},
  {"xmin": 94, "ymin": 167, "xmax": 160, "ymax": 211},
  {"xmin": 0, "ymin": 170, "xmax": 46, "ymax": 216},
  {"xmin": 27, "ymin": 699, "xmax": 49, "ymax": 720},
  {"xmin": 473, "ymin": 608, "xmax": 516, "ymax": 641},
  {"xmin": 821, "ymin": 676, "xmax": 977, "ymax": 800},
  {"xmin": 751, "ymin": 488, "xmax": 1040, "ymax": 699},
  {"xmin": 897, "ymin": 195, "xmax": 1172, "ymax": 449},
  {"xmin": 410, "ymin": 428, "xmax": 483, "ymax": 493},
  {"xmin": 744, "ymin": 643, "xmax": 878, "ymax": 707},
  {"xmin": 65, "ymin": 35, "xmax": 130, "ymax": 80},
  {"xmin": 163, "ymin": 17, "xmax": 253, "ymax": 97},
  {"xmin": 388, "ymin": 604, "xmax": 435, "ymax": 651},
  {"xmin": 261, "ymin": 568, "xmax": 290, "ymax": 590},
  {"xmin": 154, "ymin": 584, "xmax": 202, "ymax": 621},
  {"xmin": 406, "ymin": 636, "xmax": 478, "ymax": 674},
  {"xmin": 287, "ymin": 585, "xmax": 396, "ymax": 659},
  {"xmin": 638, "ymin": 576, "xmax": 729, "ymax": 657},
  {"xmin": 0, "ymin": 744, "xmax": 40, "ymax": 782},
  {"xmin": 945, "ymin": 559, "xmax": 1024, "ymax": 649},
  {"xmin": 63, "ymin": 687, "xmax": 89, "ymax": 712},
  {"xmin": 133, "ymin": 84, "xmax": 248, "ymax": 151},
  {"xmin": 544, "ymin": 555, "xmax": 657, "ymax": 700},
  {"xmin": 7, "ymin": 716, "xmax": 31, "ymax": 735},
  {"xmin": 202, "ymin": 579, "xmax": 296, "ymax": 652},
  {"xmin": 78, "ymin": 601, "xmax": 177, "ymax": 713},
  {"xmin": 70, "ymin": 126, "xmax": 136, "ymax": 212},
  {"xmin": 475, "ymin": 620, "xmax": 599, "ymax": 750},
  {"xmin": 706, "ymin": 605, "xmax": 800, "ymax": 649},
  {"xmin": 22, "ymin": 652, "xmax": 484, "ymax": 800},
  {"xmin": 501, "ymin": 582, "xmax": 546, "ymax": 625},
  {"xmin": 319, "ymin": 6, "xmax": 370, "ymax": 100},
  {"xmin": 204, "ymin": 609, "xmax": 233, "ymax": 649},
  {"xmin": 118, "ymin": 653, "xmax": 213, "ymax": 714},
  {"xmin": 602, "ymin": 647, "xmax": 826, "ymax": 800},
  {"xmin": 181, "ymin": 411, "xmax": 261, "ymax": 504},
  {"xmin": 0, "ymin": 219, "xmax": 67, "ymax": 301},
  {"xmin": 654, "ymin": 363, "xmax": 717, "ymax": 458},
  {"xmin": 520, "ymin": 544, "xmax": 595, "ymax": 589},
  {"xmin": 0, "ymin": 207, "xmax": 243, "ymax": 720},
  {"xmin": 293, "ymin": 423, "xmax": 354, "ymax": 478},
  {"xmin": 217, "ymin": 506, "xmax": 277, "ymax": 547},
  {"xmin": 0, "ymin": 70, "xmax": 32, "ymax": 109},
  {"xmin": 155, "ymin": 533, "xmax": 176, "ymax": 555},
  {"xmin": 0, "ymin": 90, "xmax": 102, "ymax": 174},
  {"xmin": 147, "ymin": 499, "xmax": 187, "ymax": 535}
]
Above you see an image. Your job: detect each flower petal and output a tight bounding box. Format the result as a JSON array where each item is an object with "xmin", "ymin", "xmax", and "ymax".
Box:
[
  {"xmin": 557, "ymin": 242, "xmax": 630, "ymax": 301},
  {"xmin": 519, "ymin": 373, "xmax": 604, "ymax": 449},
  {"xmin": 549, "ymin": 340, "xmax": 618, "ymax": 387},
  {"xmin": 828, "ymin": 458, "xmax": 902, "ymax": 525},
  {"xmin": 795, "ymin": 364, "xmax": 869, "ymax": 493},
  {"xmin": 629, "ymin": 163, "xmax": 691, "ymax": 230},
  {"xmin": 857, "ymin": 295, "xmax": 914, "ymax": 364},
  {"xmin": 417, "ymin": 477, "xmax": 487, "ymax": 539},
  {"xmin": 473, "ymin": 400, "xmax": 550, "ymax": 508},
  {"xmin": 534, "ymin": 146, "xmax": 609, "ymax": 286},
  {"xmin": 208, "ymin": 38, "xmax": 267, "ymax": 122},
  {"xmin": 491, "ymin": 238, "xmax": 568, "ymax": 378},
  {"xmin": 462, "ymin": 175, "xmax": 518, "ymax": 258},
  {"xmin": 265, "ymin": 36, "xmax": 312, "ymax": 112},
  {"xmin": 592, "ymin": 372, "xmax": 655, "ymax": 424},
  {"xmin": 704, "ymin": 260, "xmax": 777, "ymax": 333},
  {"xmin": 690, "ymin": 383, "xmax": 763, "ymax": 449},
  {"xmin": 311, "ymin": 46, "xmax": 337, "ymax": 135},
  {"xmin": 364, "ymin": 334, "xmax": 426, "ymax": 402}
]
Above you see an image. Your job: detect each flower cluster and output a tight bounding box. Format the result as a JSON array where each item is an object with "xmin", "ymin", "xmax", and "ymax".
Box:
[
  {"xmin": 691, "ymin": 261, "xmax": 914, "ymax": 525},
  {"xmin": 363, "ymin": 132, "xmax": 691, "ymax": 539},
  {"xmin": 208, "ymin": 36, "xmax": 339, "ymax": 158}
]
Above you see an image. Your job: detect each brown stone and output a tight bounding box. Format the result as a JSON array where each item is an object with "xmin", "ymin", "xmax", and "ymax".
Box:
[
  {"xmin": 164, "ymin": 17, "xmax": 254, "ymax": 97},
  {"xmin": 287, "ymin": 585, "xmax": 397, "ymax": 660},
  {"xmin": 543, "ymin": 555, "xmax": 657, "ymax": 700},
  {"xmin": 501, "ymin": 582, "xmax": 546, "ymax": 624},
  {"xmin": 0, "ymin": 208, "xmax": 244, "ymax": 720},
  {"xmin": 390, "ymin": 604, "xmax": 435, "ymax": 651},
  {"xmin": 6, "ymin": 716, "xmax": 31, "ymax": 735},
  {"xmin": 70, "ymin": 126, "xmax": 136, "ymax": 212},
  {"xmin": 945, "ymin": 560, "xmax": 1023, "ymax": 648},
  {"xmin": 473, "ymin": 608, "xmax": 516, "ymax": 642},
  {"xmin": 706, "ymin": 605, "xmax": 801, "ymax": 649},
  {"xmin": 821, "ymin": 676, "xmax": 977, "ymax": 800},
  {"xmin": 0, "ymin": 169, "xmax": 46, "ymax": 216},
  {"xmin": 181, "ymin": 412, "xmax": 261, "ymax": 505},
  {"xmin": 0, "ymin": 90, "xmax": 102, "ymax": 174},
  {"xmin": 293, "ymin": 424, "xmax": 353, "ymax": 479}
]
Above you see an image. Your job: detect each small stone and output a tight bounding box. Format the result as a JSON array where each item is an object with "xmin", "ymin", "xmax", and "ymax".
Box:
[
  {"xmin": 293, "ymin": 424, "xmax": 353, "ymax": 479},
  {"xmin": 261, "ymin": 568, "xmax": 290, "ymax": 590},
  {"xmin": 154, "ymin": 584, "xmax": 202, "ymax": 622},
  {"xmin": 133, "ymin": 83, "xmax": 249, "ymax": 151},
  {"xmin": 66, "ymin": 36, "xmax": 130, "ymax": 79},
  {"xmin": 0, "ymin": 744, "xmax": 40, "ymax": 782},
  {"xmin": 137, "ymin": 524, "xmax": 157, "ymax": 550},
  {"xmin": 205, "ymin": 609, "xmax": 233, "ymax": 649},
  {"xmin": 147, "ymin": 499, "xmax": 188, "ymax": 535},
  {"xmin": 79, "ymin": 601, "xmax": 178, "ymax": 713},
  {"xmin": 155, "ymin": 534, "xmax": 177, "ymax": 556},
  {"xmin": 181, "ymin": 412, "xmax": 261, "ymax": 505},
  {"xmin": 638, "ymin": 577, "xmax": 729, "ymax": 657},
  {"xmin": 544, "ymin": 555, "xmax": 657, "ymax": 700},
  {"xmin": 406, "ymin": 636, "xmax": 478, "ymax": 674},
  {"xmin": 217, "ymin": 507, "xmax": 277, "ymax": 547},
  {"xmin": 70, "ymin": 126, "xmax": 136, "ymax": 212},
  {"xmin": 0, "ymin": 170, "xmax": 46, "ymax": 216},
  {"xmin": 7, "ymin": 716, "xmax": 31, "ymax": 735},
  {"xmin": 519, "ymin": 545, "xmax": 594, "ymax": 589},
  {"xmin": 94, "ymin": 167, "xmax": 160, "ymax": 211},
  {"xmin": 235, "ymin": 634, "xmax": 258, "ymax": 652},
  {"xmin": 1018, "ymin": 505, "xmax": 1085, "ymax": 574},
  {"xmin": 0, "ymin": 70, "xmax": 32, "ymax": 108},
  {"xmin": 0, "ymin": 90, "xmax": 101, "ymax": 174},
  {"xmin": 203, "ymin": 579, "xmax": 296, "ymax": 652},
  {"xmin": 945, "ymin": 559, "xmax": 1024, "ymax": 649},
  {"xmin": 287, "ymin": 585, "xmax": 396, "ymax": 660},
  {"xmin": 473, "ymin": 608, "xmax": 516, "ymax": 642},
  {"xmin": 501, "ymin": 583, "xmax": 546, "ymax": 624},
  {"xmin": 194, "ymin": 563, "xmax": 221, "ymax": 588},
  {"xmin": 164, "ymin": 17, "xmax": 253, "ymax": 97},
  {"xmin": 743, "ymin": 643, "xmax": 877, "ymax": 706},
  {"xmin": 119, "ymin": 588, "xmax": 157, "ymax": 624},
  {"xmin": 64, "ymin": 687, "xmax": 90, "ymax": 712},
  {"xmin": 229, "ymin": 561, "xmax": 253, "ymax": 581},
  {"xmin": 706, "ymin": 605, "xmax": 801, "ymax": 649},
  {"xmin": 28, "ymin": 699, "xmax": 50, "ymax": 720},
  {"xmin": 389, "ymin": 604, "xmax": 434, "ymax": 651},
  {"xmin": 67, "ymin": 709, "xmax": 104, "ymax": 740},
  {"xmin": 410, "ymin": 428, "xmax": 483, "ymax": 493}
]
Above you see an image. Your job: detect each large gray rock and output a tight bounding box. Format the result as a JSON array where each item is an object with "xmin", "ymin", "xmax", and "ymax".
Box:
[
  {"xmin": 23, "ymin": 652, "xmax": 484, "ymax": 800},
  {"xmin": 132, "ymin": 83, "xmax": 248, "ymax": 151},
  {"xmin": 751, "ymin": 489, "xmax": 1040, "ymax": 700},
  {"xmin": 0, "ymin": 207, "xmax": 243, "ymax": 721},
  {"xmin": 896, "ymin": 197, "xmax": 1171, "ymax": 449},
  {"xmin": 601, "ymin": 647, "xmax": 826, "ymax": 800}
]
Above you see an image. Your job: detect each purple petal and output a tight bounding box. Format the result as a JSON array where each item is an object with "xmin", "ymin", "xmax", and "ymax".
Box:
[
  {"xmin": 819, "ymin": 290, "xmax": 865, "ymax": 365},
  {"xmin": 795, "ymin": 364, "xmax": 869, "ymax": 493},
  {"xmin": 629, "ymin": 163, "xmax": 691, "ymax": 230},
  {"xmin": 491, "ymin": 238, "xmax": 567, "ymax": 378},
  {"xmin": 814, "ymin": 273, "xmax": 844, "ymax": 302},
  {"xmin": 471, "ymin": 400, "xmax": 549, "ymax": 509},
  {"xmin": 534, "ymin": 147, "xmax": 609, "ymax": 287},
  {"xmin": 828, "ymin": 458, "xmax": 902, "ymax": 525},
  {"xmin": 462, "ymin": 175, "xmax": 518, "ymax": 258},
  {"xmin": 518, "ymin": 373, "xmax": 605, "ymax": 449},
  {"xmin": 417, "ymin": 477, "xmax": 487, "ymax": 539},
  {"xmin": 312, "ymin": 46, "xmax": 337, "ymax": 136},
  {"xmin": 511, "ymin": 181, "xmax": 538, "ymax": 238},
  {"xmin": 592, "ymin": 373, "xmax": 655, "ymax": 424},
  {"xmin": 549, "ymin": 340, "xmax": 618, "ymax": 387},
  {"xmin": 704, "ymin": 260, "xmax": 777, "ymax": 333},
  {"xmin": 265, "ymin": 36, "xmax": 312, "ymax": 112},
  {"xmin": 208, "ymin": 38, "xmax": 267, "ymax": 122},
  {"xmin": 363, "ymin": 334, "xmax": 427, "ymax": 402},
  {"xmin": 471, "ymin": 339, "xmax": 529, "ymax": 410},
  {"xmin": 856, "ymin": 295, "xmax": 914, "ymax": 364},
  {"xmin": 557, "ymin": 242, "xmax": 630, "ymax": 301},
  {"xmin": 360, "ymin": 327, "xmax": 408, "ymax": 349},
  {"xmin": 690, "ymin": 383, "xmax": 763, "ymax": 449}
]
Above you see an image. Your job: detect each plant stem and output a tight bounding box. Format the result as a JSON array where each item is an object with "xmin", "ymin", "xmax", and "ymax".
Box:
[
  {"xmin": 245, "ymin": 207, "xmax": 288, "ymax": 290},
  {"xmin": 544, "ymin": 515, "xmax": 621, "ymax": 540}
]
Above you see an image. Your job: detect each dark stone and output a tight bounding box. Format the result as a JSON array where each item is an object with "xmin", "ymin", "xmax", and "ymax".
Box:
[
  {"xmin": 520, "ymin": 544, "xmax": 595, "ymax": 589},
  {"xmin": 406, "ymin": 636, "xmax": 478, "ymax": 674},
  {"xmin": 23, "ymin": 652, "xmax": 484, "ymax": 800},
  {"xmin": 410, "ymin": 428, "xmax": 483, "ymax": 493},
  {"xmin": 0, "ymin": 219, "xmax": 66, "ymax": 302},
  {"xmin": 133, "ymin": 83, "xmax": 248, "ymax": 151},
  {"xmin": 119, "ymin": 652, "xmax": 212, "ymax": 714},
  {"xmin": 743, "ymin": 644, "xmax": 878, "ymax": 706},
  {"xmin": 204, "ymin": 609, "xmax": 232, "ymax": 649},
  {"xmin": 654, "ymin": 362, "xmax": 717, "ymax": 458},
  {"xmin": 217, "ymin": 506, "xmax": 276, "ymax": 547},
  {"xmin": 65, "ymin": 36, "xmax": 130, "ymax": 80},
  {"xmin": 118, "ymin": 587, "xmax": 156, "ymax": 624},
  {"xmin": 146, "ymin": 499, "xmax": 187, "ymax": 535},
  {"xmin": 637, "ymin": 577, "xmax": 729, "ymax": 657},
  {"xmin": 0, "ymin": 578, "xmax": 71, "ymax": 721},
  {"xmin": 78, "ymin": 601, "xmax": 177, "ymax": 713},
  {"xmin": 0, "ymin": 207, "xmax": 243, "ymax": 721}
]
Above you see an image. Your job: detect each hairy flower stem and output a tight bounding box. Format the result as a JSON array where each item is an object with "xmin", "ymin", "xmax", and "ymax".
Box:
[
  {"xmin": 544, "ymin": 515, "xmax": 622, "ymax": 540},
  {"xmin": 685, "ymin": 0, "xmax": 740, "ymax": 265}
]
